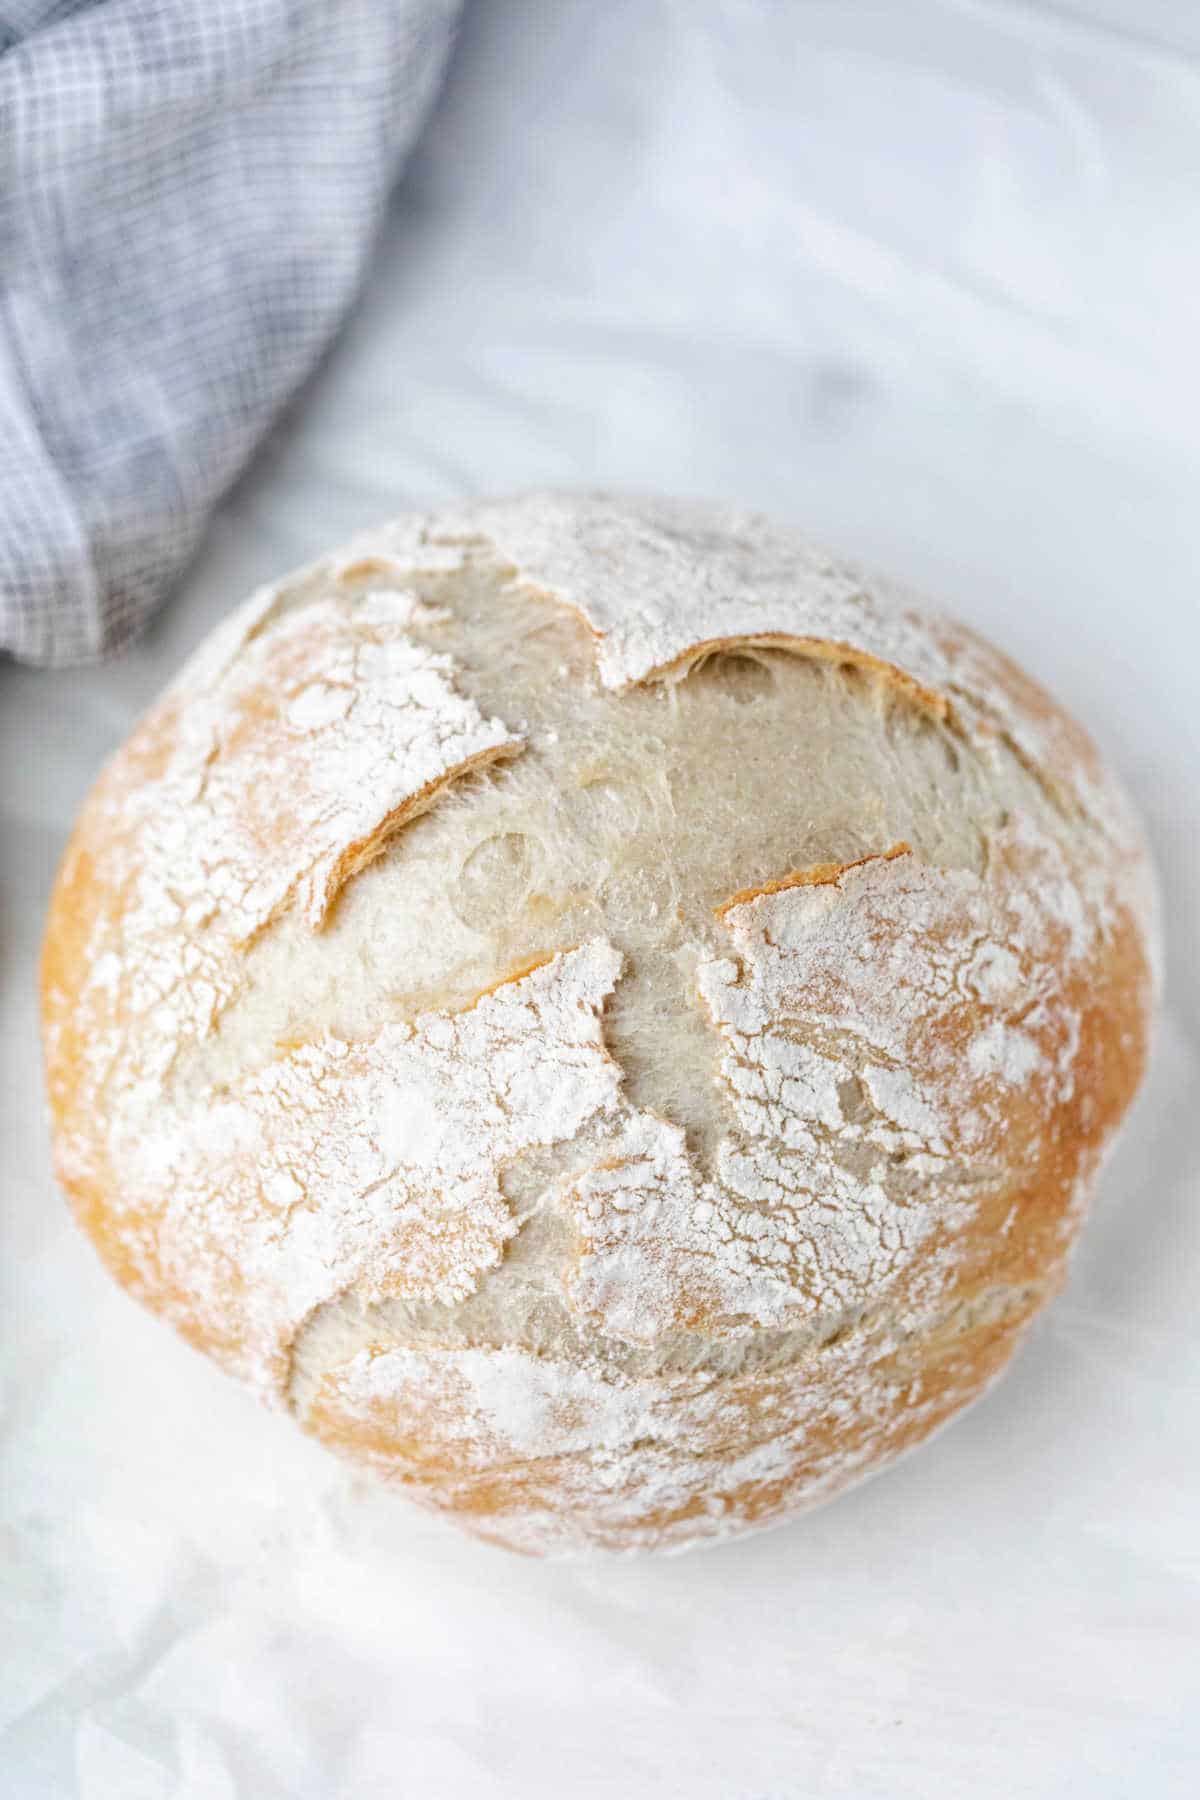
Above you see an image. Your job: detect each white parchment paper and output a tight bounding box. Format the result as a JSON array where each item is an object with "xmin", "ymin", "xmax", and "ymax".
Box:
[{"xmin": 3, "ymin": 3, "xmax": 1198, "ymax": 1794}]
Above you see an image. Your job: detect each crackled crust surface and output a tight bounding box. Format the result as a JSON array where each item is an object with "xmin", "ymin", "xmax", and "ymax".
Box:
[{"xmin": 41, "ymin": 491, "xmax": 1158, "ymax": 1555}]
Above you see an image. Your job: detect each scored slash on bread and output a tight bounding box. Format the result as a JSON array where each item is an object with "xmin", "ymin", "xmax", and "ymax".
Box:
[{"xmin": 712, "ymin": 841, "xmax": 912, "ymax": 918}]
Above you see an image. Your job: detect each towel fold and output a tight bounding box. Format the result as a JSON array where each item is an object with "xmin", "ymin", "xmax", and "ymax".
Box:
[{"xmin": 0, "ymin": 0, "xmax": 460, "ymax": 665}]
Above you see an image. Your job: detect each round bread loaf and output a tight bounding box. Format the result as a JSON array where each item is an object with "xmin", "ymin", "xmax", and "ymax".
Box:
[{"xmin": 41, "ymin": 492, "xmax": 1158, "ymax": 1555}]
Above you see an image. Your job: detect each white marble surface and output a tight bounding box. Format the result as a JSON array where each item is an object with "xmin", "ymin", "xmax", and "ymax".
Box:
[{"xmin": 3, "ymin": 3, "xmax": 1198, "ymax": 1794}]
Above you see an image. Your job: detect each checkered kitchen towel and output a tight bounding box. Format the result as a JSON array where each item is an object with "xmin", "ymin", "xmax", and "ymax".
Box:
[{"xmin": 0, "ymin": 0, "xmax": 460, "ymax": 666}]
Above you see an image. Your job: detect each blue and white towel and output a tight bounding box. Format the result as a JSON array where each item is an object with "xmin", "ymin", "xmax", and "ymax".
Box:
[{"xmin": 0, "ymin": 0, "xmax": 460, "ymax": 665}]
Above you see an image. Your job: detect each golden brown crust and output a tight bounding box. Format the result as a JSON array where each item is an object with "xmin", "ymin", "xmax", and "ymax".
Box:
[
  {"xmin": 40, "ymin": 494, "xmax": 1159, "ymax": 1555},
  {"xmin": 551, "ymin": 825, "xmax": 1152, "ymax": 1363},
  {"xmin": 468, "ymin": 952, "xmax": 559, "ymax": 1005},
  {"xmin": 713, "ymin": 842, "xmax": 911, "ymax": 918},
  {"xmin": 648, "ymin": 633, "xmax": 953, "ymax": 719},
  {"xmin": 40, "ymin": 582, "xmax": 526, "ymax": 1381},
  {"xmin": 304, "ymin": 1283, "xmax": 1048, "ymax": 1555},
  {"xmin": 311, "ymin": 739, "xmax": 521, "ymax": 929}
]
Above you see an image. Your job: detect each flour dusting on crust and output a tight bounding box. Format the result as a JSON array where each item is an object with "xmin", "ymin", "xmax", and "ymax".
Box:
[
  {"xmin": 308, "ymin": 1290, "xmax": 1044, "ymax": 1555},
  {"xmin": 44, "ymin": 585, "xmax": 522, "ymax": 1112},
  {"xmin": 433, "ymin": 491, "xmax": 1133, "ymax": 834},
  {"xmin": 167, "ymin": 584, "xmax": 523, "ymax": 937},
  {"xmin": 40, "ymin": 492, "xmax": 1159, "ymax": 1557},
  {"xmin": 447, "ymin": 491, "xmax": 892, "ymax": 691},
  {"xmin": 118, "ymin": 942, "xmax": 626, "ymax": 1393},
  {"xmin": 560, "ymin": 821, "xmax": 1108, "ymax": 1349}
]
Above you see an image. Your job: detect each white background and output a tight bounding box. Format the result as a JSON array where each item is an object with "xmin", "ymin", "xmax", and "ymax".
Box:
[{"xmin": 3, "ymin": 3, "xmax": 1198, "ymax": 1794}]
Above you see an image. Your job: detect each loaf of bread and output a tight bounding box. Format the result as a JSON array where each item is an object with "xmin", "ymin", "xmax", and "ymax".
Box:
[{"xmin": 41, "ymin": 492, "xmax": 1158, "ymax": 1554}]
